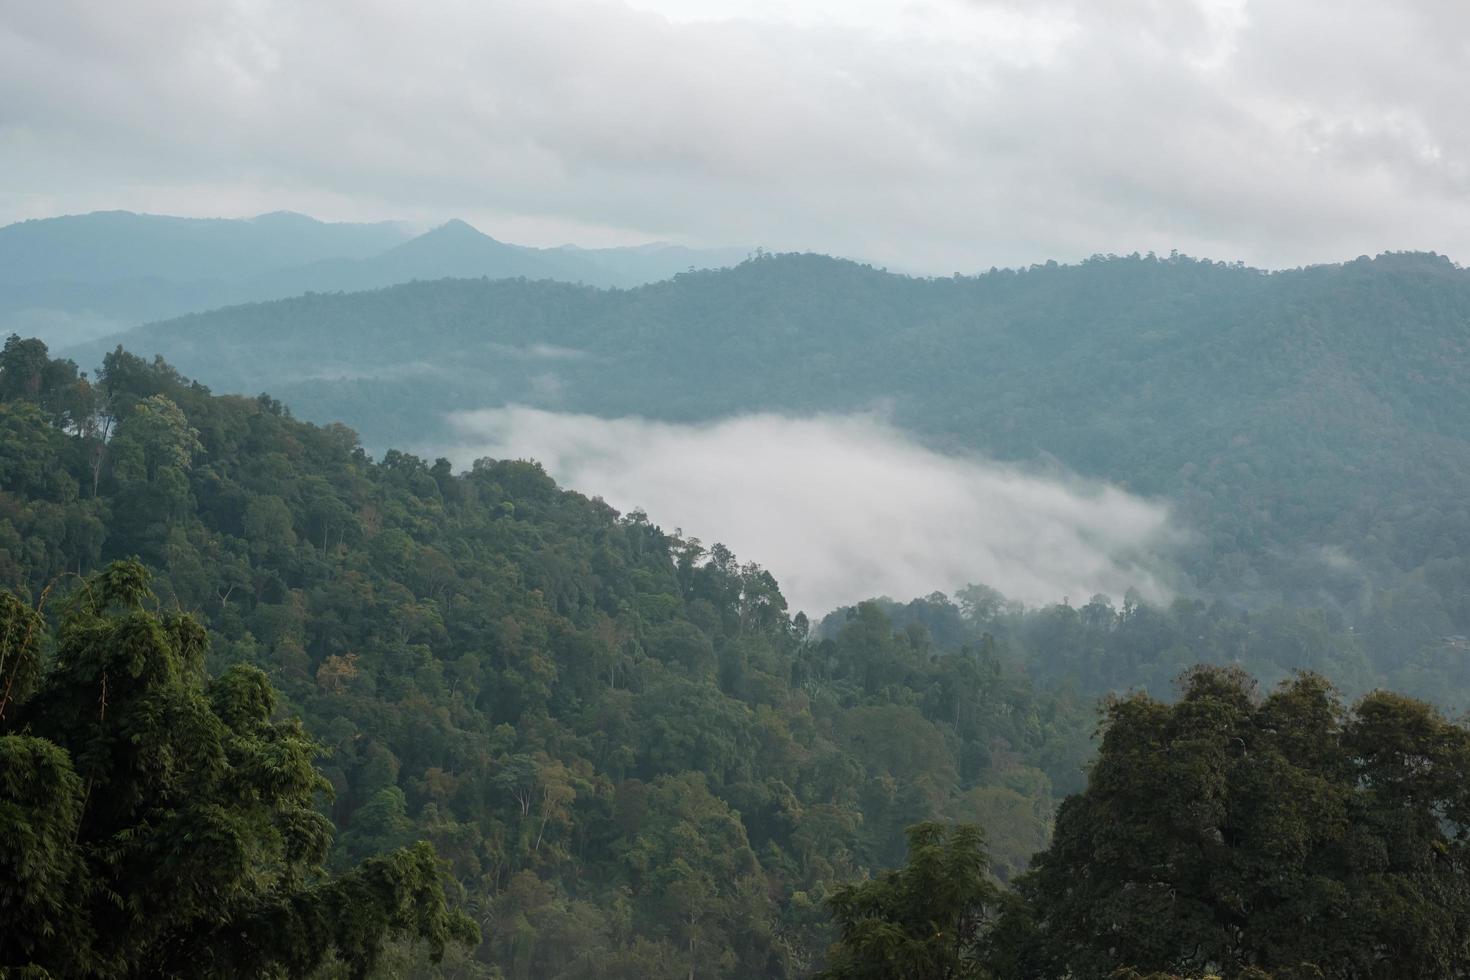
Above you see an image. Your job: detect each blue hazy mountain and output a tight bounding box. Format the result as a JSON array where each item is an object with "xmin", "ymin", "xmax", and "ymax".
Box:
[
  {"xmin": 0, "ymin": 209, "xmax": 411, "ymax": 285},
  {"xmin": 65, "ymin": 249, "xmax": 1470, "ymax": 615},
  {"xmin": 0, "ymin": 211, "xmax": 748, "ymax": 347}
]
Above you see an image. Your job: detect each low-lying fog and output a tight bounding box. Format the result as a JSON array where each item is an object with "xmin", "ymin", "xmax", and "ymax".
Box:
[{"xmin": 447, "ymin": 408, "xmax": 1181, "ymax": 616}]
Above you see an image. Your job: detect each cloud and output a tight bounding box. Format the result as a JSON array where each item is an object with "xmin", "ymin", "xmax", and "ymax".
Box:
[
  {"xmin": 3, "ymin": 1, "xmax": 1468, "ymax": 269},
  {"xmin": 445, "ymin": 407, "xmax": 1180, "ymax": 615}
]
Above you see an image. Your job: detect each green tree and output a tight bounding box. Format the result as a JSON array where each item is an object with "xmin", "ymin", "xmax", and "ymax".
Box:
[
  {"xmin": 623, "ymin": 772, "xmax": 766, "ymax": 979},
  {"xmin": 0, "ymin": 334, "xmax": 51, "ymax": 403},
  {"xmin": 110, "ymin": 393, "xmax": 201, "ymax": 483},
  {"xmin": 0, "ymin": 561, "xmax": 477, "ymax": 978},
  {"xmin": 244, "ymin": 494, "xmax": 299, "ymax": 561},
  {"xmin": 817, "ymin": 822, "xmax": 1001, "ymax": 980},
  {"xmin": 1013, "ymin": 666, "xmax": 1470, "ymax": 979}
]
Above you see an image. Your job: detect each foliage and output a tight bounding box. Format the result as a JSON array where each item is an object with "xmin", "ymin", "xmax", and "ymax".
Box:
[
  {"xmin": 68, "ymin": 250, "xmax": 1470, "ymax": 624},
  {"xmin": 817, "ymin": 822, "xmax": 1001, "ymax": 980},
  {"xmin": 0, "ymin": 340, "xmax": 1087, "ymax": 976},
  {"xmin": 823, "ymin": 588, "xmax": 1466, "ymax": 724},
  {"xmin": 1009, "ymin": 666, "xmax": 1470, "ymax": 979},
  {"xmin": 0, "ymin": 561, "xmax": 477, "ymax": 978},
  {"xmin": 15, "ymin": 332, "xmax": 1470, "ymax": 978}
]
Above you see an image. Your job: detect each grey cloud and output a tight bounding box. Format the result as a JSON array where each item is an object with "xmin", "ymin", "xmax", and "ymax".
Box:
[
  {"xmin": 444, "ymin": 408, "xmax": 1181, "ymax": 615},
  {"xmin": 2, "ymin": 0, "xmax": 1468, "ymax": 268}
]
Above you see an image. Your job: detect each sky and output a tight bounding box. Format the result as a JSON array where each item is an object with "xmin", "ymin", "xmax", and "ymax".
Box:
[
  {"xmin": 446, "ymin": 407, "xmax": 1180, "ymax": 615},
  {"xmin": 2, "ymin": 0, "xmax": 1468, "ymax": 270}
]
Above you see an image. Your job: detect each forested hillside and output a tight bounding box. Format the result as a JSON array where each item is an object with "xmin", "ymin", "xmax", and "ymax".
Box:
[
  {"xmin": 0, "ymin": 561, "xmax": 478, "ymax": 978},
  {"xmin": 0, "ymin": 339, "xmax": 1095, "ymax": 977},
  {"xmin": 79, "ymin": 250, "xmax": 1470, "ymax": 631},
  {"xmin": 16, "ymin": 0, "xmax": 1470, "ymax": 974},
  {"xmin": 9, "ymin": 336, "xmax": 1470, "ymax": 978}
]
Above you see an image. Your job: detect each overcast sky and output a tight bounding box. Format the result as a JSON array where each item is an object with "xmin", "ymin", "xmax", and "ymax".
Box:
[{"xmin": 2, "ymin": 0, "xmax": 1467, "ymax": 270}]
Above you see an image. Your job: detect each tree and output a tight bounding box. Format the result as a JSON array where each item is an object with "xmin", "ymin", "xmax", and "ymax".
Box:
[
  {"xmin": 1012, "ymin": 666, "xmax": 1470, "ymax": 979},
  {"xmin": 0, "ymin": 561, "xmax": 478, "ymax": 978},
  {"xmin": 110, "ymin": 393, "xmax": 201, "ymax": 484},
  {"xmin": 623, "ymin": 772, "xmax": 766, "ymax": 979},
  {"xmin": 243, "ymin": 494, "xmax": 298, "ymax": 561},
  {"xmin": 817, "ymin": 822, "xmax": 1001, "ymax": 980},
  {"xmin": 0, "ymin": 334, "xmax": 50, "ymax": 402}
]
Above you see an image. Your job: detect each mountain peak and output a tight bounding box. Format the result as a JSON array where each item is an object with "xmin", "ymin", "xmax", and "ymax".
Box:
[
  {"xmin": 427, "ymin": 218, "xmax": 497, "ymax": 242},
  {"xmin": 375, "ymin": 219, "xmax": 523, "ymax": 270}
]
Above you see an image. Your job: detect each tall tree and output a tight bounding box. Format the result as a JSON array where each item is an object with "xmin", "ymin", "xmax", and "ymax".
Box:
[
  {"xmin": 0, "ymin": 561, "xmax": 477, "ymax": 978},
  {"xmin": 817, "ymin": 822, "xmax": 1001, "ymax": 980},
  {"xmin": 1011, "ymin": 666, "xmax": 1470, "ymax": 979}
]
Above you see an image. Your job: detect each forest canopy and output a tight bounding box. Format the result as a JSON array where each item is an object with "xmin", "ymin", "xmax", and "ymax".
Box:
[
  {"xmin": 0, "ymin": 561, "xmax": 477, "ymax": 978},
  {"xmin": 6, "ymin": 334, "xmax": 1470, "ymax": 978},
  {"xmin": 66, "ymin": 250, "xmax": 1470, "ymax": 623},
  {"xmin": 0, "ymin": 338, "xmax": 1089, "ymax": 976}
]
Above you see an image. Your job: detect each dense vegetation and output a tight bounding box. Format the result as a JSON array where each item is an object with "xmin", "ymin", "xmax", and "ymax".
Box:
[
  {"xmin": 819, "ymin": 584, "xmax": 1470, "ymax": 714},
  {"xmin": 76, "ymin": 250, "xmax": 1470, "ymax": 628},
  {"xmin": 9, "ymin": 314, "xmax": 1470, "ymax": 978},
  {"xmin": 821, "ymin": 667, "xmax": 1470, "ymax": 979},
  {"xmin": 0, "ymin": 562, "xmax": 477, "ymax": 978},
  {"xmin": 1013, "ymin": 666, "xmax": 1470, "ymax": 979},
  {"xmin": 0, "ymin": 338, "xmax": 1094, "ymax": 977},
  {"xmin": 816, "ymin": 822, "xmax": 1002, "ymax": 980}
]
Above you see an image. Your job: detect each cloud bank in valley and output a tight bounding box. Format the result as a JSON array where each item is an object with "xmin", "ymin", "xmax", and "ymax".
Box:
[{"xmin": 446, "ymin": 408, "xmax": 1180, "ymax": 616}]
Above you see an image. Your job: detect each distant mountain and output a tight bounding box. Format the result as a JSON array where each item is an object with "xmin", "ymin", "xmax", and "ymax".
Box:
[
  {"xmin": 558, "ymin": 240, "xmax": 752, "ymax": 283},
  {"xmin": 66, "ymin": 249, "xmax": 1470, "ymax": 615},
  {"xmin": 0, "ymin": 210, "xmax": 411, "ymax": 285},
  {"xmin": 0, "ymin": 211, "xmax": 749, "ymax": 347},
  {"xmin": 253, "ymin": 219, "xmax": 612, "ymax": 295}
]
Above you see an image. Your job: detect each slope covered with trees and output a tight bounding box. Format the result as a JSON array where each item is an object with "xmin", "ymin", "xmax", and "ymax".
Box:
[
  {"xmin": 819, "ymin": 585, "xmax": 1470, "ymax": 716},
  {"xmin": 74, "ymin": 251, "xmax": 1470, "ymax": 623},
  {"xmin": 0, "ymin": 339, "xmax": 1094, "ymax": 977},
  {"xmin": 0, "ymin": 562, "xmax": 477, "ymax": 978},
  {"xmin": 818, "ymin": 667, "xmax": 1470, "ymax": 979},
  {"xmin": 9, "ymin": 323, "xmax": 1470, "ymax": 977},
  {"xmin": 1012, "ymin": 666, "xmax": 1470, "ymax": 979}
]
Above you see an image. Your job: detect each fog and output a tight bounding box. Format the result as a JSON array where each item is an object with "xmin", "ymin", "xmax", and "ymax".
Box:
[{"xmin": 446, "ymin": 407, "xmax": 1179, "ymax": 615}]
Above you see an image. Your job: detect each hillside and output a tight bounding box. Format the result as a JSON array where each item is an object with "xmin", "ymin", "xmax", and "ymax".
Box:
[
  {"xmin": 16, "ymin": 335, "xmax": 1460, "ymax": 975},
  {"xmin": 71, "ymin": 250, "xmax": 1470, "ymax": 619},
  {"xmin": 0, "ymin": 342, "xmax": 1097, "ymax": 976},
  {"xmin": 16, "ymin": 336, "xmax": 1470, "ymax": 976}
]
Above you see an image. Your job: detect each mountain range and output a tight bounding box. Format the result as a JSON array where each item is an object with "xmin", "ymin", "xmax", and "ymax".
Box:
[
  {"xmin": 60, "ymin": 248, "xmax": 1470, "ymax": 621},
  {"xmin": 0, "ymin": 210, "xmax": 749, "ymax": 347},
  {"xmin": 9, "ymin": 225, "xmax": 1470, "ymax": 977}
]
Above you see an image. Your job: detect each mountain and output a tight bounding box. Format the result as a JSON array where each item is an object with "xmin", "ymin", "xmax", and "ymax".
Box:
[
  {"xmin": 0, "ymin": 210, "xmax": 408, "ymax": 347},
  {"xmin": 66, "ymin": 249, "xmax": 1470, "ymax": 622},
  {"xmin": 557, "ymin": 240, "xmax": 753, "ymax": 283},
  {"xmin": 0, "ymin": 212, "xmax": 750, "ymax": 348},
  {"xmin": 0, "ymin": 210, "xmax": 411, "ymax": 285},
  {"xmin": 0, "ymin": 339, "xmax": 1097, "ymax": 977},
  {"xmin": 7, "ymin": 330, "xmax": 1470, "ymax": 978},
  {"xmin": 254, "ymin": 218, "xmax": 613, "ymax": 295}
]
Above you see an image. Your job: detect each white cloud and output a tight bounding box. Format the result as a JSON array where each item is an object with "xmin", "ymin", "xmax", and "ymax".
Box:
[
  {"xmin": 2, "ymin": 0, "xmax": 1468, "ymax": 268},
  {"xmin": 445, "ymin": 407, "xmax": 1180, "ymax": 615}
]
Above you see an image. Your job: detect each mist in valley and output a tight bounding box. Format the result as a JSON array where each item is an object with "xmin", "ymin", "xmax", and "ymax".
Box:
[
  {"xmin": 7, "ymin": 1, "xmax": 1470, "ymax": 978},
  {"xmin": 446, "ymin": 407, "xmax": 1179, "ymax": 616}
]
